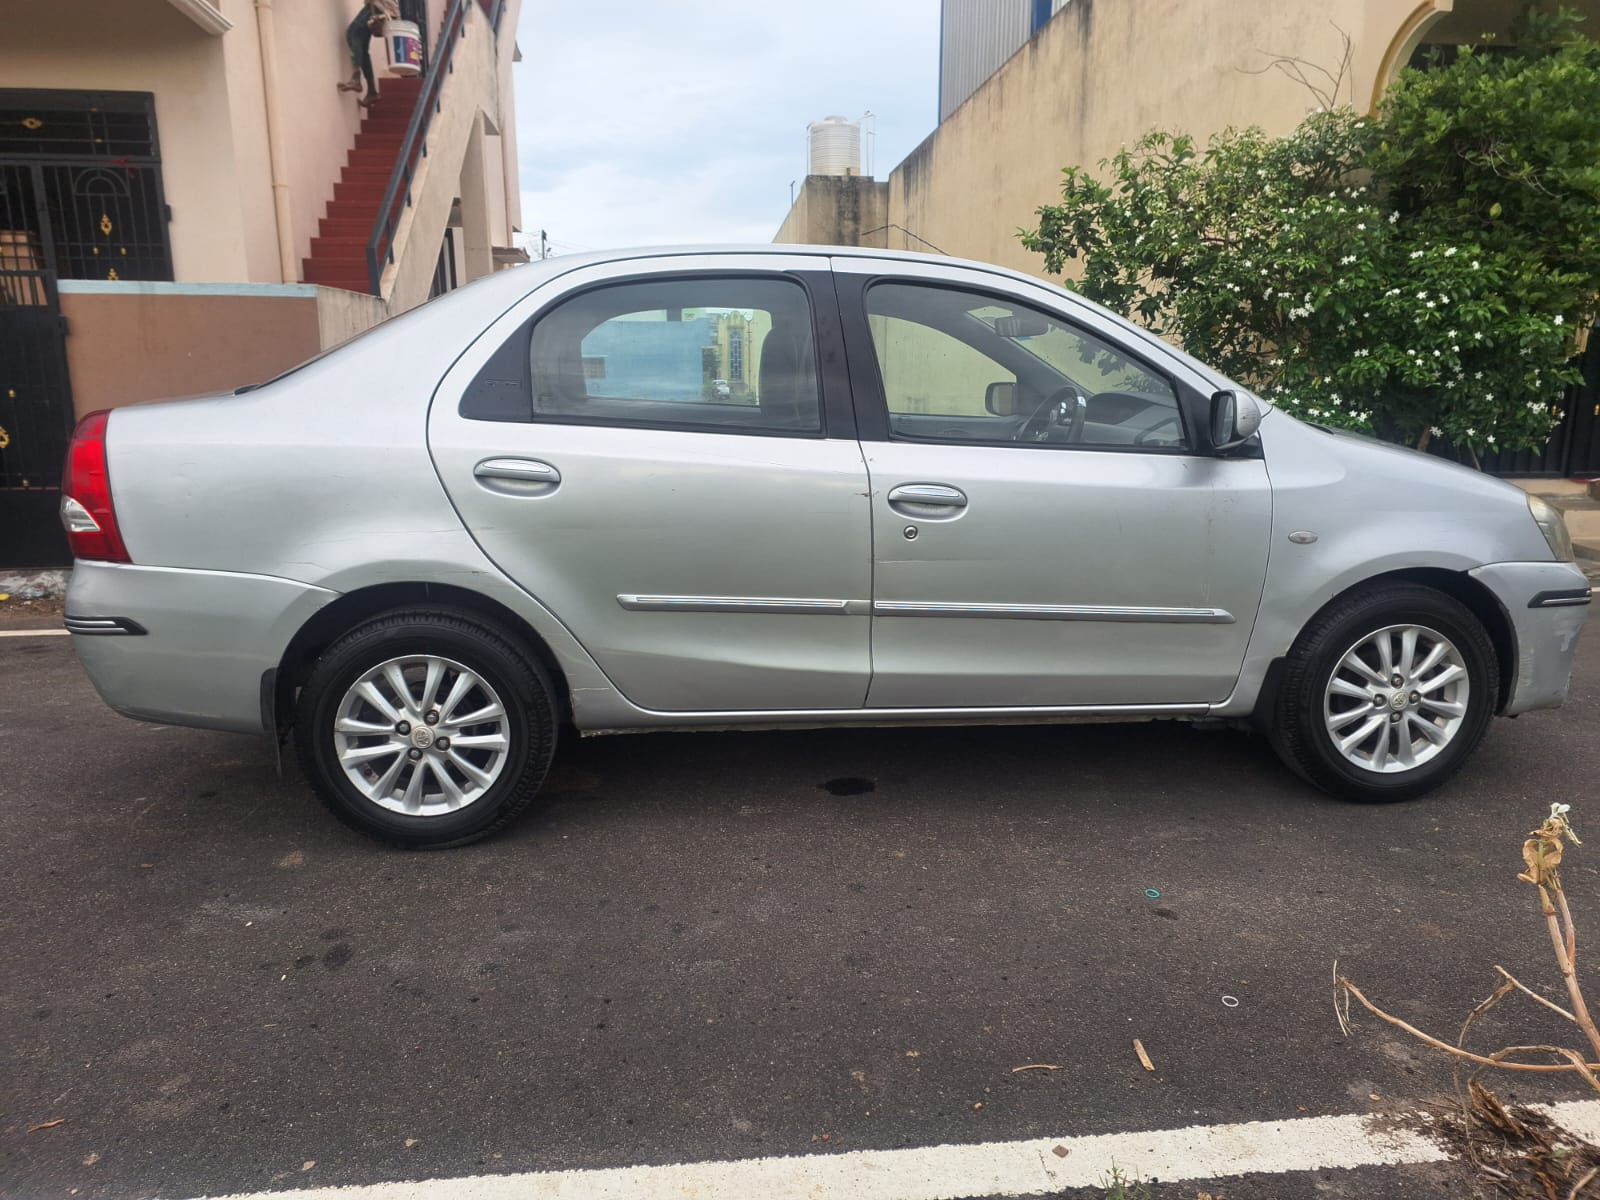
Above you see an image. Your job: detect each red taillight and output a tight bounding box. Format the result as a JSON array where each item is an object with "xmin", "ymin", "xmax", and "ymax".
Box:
[{"xmin": 60, "ymin": 409, "xmax": 131, "ymax": 563}]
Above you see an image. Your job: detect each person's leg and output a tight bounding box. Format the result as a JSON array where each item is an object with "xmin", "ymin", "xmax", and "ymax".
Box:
[
  {"xmin": 339, "ymin": 10, "xmax": 366, "ymax": 92},
  {"xmin": 358, "ymin": 37, "xmax": 379, "ymax": 104}
]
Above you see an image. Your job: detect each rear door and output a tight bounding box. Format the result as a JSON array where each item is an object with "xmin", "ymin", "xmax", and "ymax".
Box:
[
  {"xmin": 428, "ymin": 254, "xmax": 872, "ymax": 713},
  {"xmin": 834, "ymin": 257, "xmax": 1273, "ymax": 709}
]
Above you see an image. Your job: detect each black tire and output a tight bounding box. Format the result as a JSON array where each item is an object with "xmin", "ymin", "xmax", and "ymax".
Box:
[
  {"xmin": 295, "ymin": 608, "xmax": 557, "ymax": 848},
  {"xmin": 1268, "ymin": 582, "xmax": 1499, "ymax": 803}
]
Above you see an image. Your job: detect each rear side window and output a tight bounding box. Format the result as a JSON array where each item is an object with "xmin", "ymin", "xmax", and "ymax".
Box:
[{"xmin": 461, "ymin": 276, "xmax": 822, "ymax": 435}]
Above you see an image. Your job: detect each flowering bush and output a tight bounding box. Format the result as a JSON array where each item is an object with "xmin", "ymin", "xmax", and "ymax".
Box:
[{"xmin": 1020, "ymin": 12, "xmax": 1600, "ymax": 454}]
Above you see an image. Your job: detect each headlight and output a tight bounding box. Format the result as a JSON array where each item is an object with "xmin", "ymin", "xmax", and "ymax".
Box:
[{"xmin": 1528, "ymin": 494, "xmax": 1575, "ymax": 561}]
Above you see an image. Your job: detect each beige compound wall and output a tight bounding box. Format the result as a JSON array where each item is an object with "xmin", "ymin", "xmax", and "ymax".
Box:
[
  {"xmin": 59, "ymin": 283, "xmax": 322, "ymax": 417},
  {"xmin": 882, "ymin": 0, "xmax": 1600, "ymax": 279}
]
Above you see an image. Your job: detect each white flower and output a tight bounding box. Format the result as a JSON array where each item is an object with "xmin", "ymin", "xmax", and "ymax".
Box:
[
  {"xmin": 1466, "ymin": 427, "xmax": 1476, "ymax": 437},
  {"xmin": 1340, "ymin": 255, "xmax": 1357, "ymax": 265},
  {"xmin": 1444, "ymin": 247, "xmax": 1457, "ymax": 257},
  {"xmin": 1426, "ymin": 301, "xmax": 1436, "ymax": 309},
  {"xmin": 1417, "ymin": 291, "xmax": 1428, "ymax": 300},
  {"xmin": 1389, "ymin": 212, "xmax": 1400, "ymax": 224},
  {"xmin": 1410, "ymin": 250, "xmax": 1425, "ymax": 260},
  {"xmin": 1433, "ymin": 349, "xmax": 1441, "ymax": 357},
  {"xmin": 1555, "ymin": 315, "xmax": 1565, "ymax": 326},
  {"xmin": 1407, "ymin": 348, "xmax": 1417, "ymax": 357},
  {"xmin": 1356, "ymin": 223, "xmax": 1367, "ymax": 231},
  {"xmin": 1474, "ymin": 331, "xmax": 1484, "ymax": 341},
  {"xmin": 1487, "ymin": 434, "xmax": 1496, "ymax": 444},
  {"xmin": 1430, "ymin": 426, "xmax": 1444, "ymax": 437},
  {"xmin": 1471, "ymin": 260, "xmax": 1480, "ymax": 269}
]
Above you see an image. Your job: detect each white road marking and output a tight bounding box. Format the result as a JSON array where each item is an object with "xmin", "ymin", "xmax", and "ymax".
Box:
[
  {"xmin": 174, "ymin": 1100, "xmax": 1600, "ymax": 1200},
  {"xmin": 0, "ymin": 628, "xmax": 69, "ymax": 638}
]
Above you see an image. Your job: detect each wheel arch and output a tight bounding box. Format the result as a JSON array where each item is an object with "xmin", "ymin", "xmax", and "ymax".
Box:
[
  {"xmin": 270, "ymin": 582, "xmax": 572, "ymax": 738},
  {"xmin": 1264, "ymin": 567, "xmax": 1516, "ymax": 717}
]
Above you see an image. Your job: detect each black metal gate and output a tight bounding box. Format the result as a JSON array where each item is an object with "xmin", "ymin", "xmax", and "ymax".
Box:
[
  {"xmin": 0, "ymin": 173, "xmax": 73, "ymax": 568},
  {"xmin": 1479, "ymin": 332, "xmax": 1600, "ymax": 478},
  {"xmin": 0, "ymin": 90, "xmax": 171, "ymax": 567}
]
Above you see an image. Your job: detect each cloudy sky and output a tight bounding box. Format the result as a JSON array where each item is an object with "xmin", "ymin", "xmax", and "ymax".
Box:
[{"xmin": 509, "ymin": 2, "xmax": 940, "ymax": 254}]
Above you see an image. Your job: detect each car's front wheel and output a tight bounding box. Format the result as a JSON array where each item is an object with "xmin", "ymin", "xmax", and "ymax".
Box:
[
  {"xmin": 1269, "ymin": 582, "xmax": 1499, "ymax": 802},
  {"xmin": 295, "ymin": 609, "xmax": 557, "ymax": 847}
]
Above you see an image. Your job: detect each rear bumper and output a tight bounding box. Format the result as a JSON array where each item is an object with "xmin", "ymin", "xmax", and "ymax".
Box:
[
  {"xmin": 1469, "ymin": 561, "xmax": 1591, "ymax": 716},
  {"xmin": 66, "ymin": 561, "xmax": 336, "ymax": 734}
]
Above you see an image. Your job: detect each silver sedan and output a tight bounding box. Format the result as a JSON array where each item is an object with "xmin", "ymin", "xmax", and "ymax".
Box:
[{"xmin": 61, "ymin": 247, "xmax": 1590, "ymax": 846}]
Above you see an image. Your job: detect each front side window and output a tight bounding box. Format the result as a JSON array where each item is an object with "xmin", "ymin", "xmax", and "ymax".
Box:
[
  {"xmin": 525, "ymin": 276, "xmax": 821, "ymax": 434},
  {"xmin": 864, "ymin": 282, "xmax": 1187, "ymax": 450}
]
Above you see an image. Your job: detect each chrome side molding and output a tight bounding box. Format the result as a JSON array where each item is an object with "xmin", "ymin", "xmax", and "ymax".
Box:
[
  {"xmin": 614, "ymin": 595, "xmax": 1236, "ymax": 623},
  {"xmin": 617, "ymin": 595, "xmax": 862, "ymax": 615},
  {"xmin": 872, "ymin": 600, "xmax": 1235, "ymax": 624}
]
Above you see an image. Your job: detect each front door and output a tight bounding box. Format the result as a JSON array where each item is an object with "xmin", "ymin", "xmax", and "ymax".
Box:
[
  {"xmin": 835, "ymin": 261, "xmax": 1272, "ymax": 709},
  {"xmin": 429, "ymin": 257, "xmax": 873, "ymax": 713}
]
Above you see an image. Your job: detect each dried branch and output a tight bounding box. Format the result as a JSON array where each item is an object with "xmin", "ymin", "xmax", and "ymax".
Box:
[
  {"xmin": 1494, "ymin": 965, "xmax": 1578, "ymax": 1024},
  {"xmin": 1339, "ymin": 804, "xmax": 1600, "ymax": 1195},
  {"xmin": 1239, "ymin": 23, "xmax": 1354, "ymax": 111},
  {"xmin": 1337, "ymin": 977, "xmax": 1600, "ymax": 1076}
]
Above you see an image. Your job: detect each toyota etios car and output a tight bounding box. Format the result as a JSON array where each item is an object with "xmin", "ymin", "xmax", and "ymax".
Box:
[{"xmin": 62, "ymin": 248, "xmax": 1590, "ymax": 847}]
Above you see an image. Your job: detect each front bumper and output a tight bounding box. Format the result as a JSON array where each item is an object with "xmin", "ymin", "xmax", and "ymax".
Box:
[
  {"xmin": 1469, "ymin": 561, "xmax": 1591, "ymax": 715},
  {"xmin": 66, "ymin": 561, "xmax": 336, "ymax": 734}
]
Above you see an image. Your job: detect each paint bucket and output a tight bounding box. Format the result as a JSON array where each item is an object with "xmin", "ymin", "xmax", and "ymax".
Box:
[{"xmin": 385, "ymin": 19, "xmax": 423, "ymax": 76}]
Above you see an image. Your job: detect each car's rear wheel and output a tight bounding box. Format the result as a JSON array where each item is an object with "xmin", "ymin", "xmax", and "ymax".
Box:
[
  {"xmin": 295, "ymin": 609, "xmax": 557, "ymax": 847},
  {"xmin": 1269, "ymin": 582, "xmax": 1498, "ymax": 802}
]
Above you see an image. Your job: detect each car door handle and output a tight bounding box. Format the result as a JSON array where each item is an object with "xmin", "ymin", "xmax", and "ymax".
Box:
[
  {"xmin": 473, "ymin": 457, "xmax": 561, "ymax": 496},
  {"xmin": 887, "ymin": 483, "xmax": 968, "ymax": 517}
]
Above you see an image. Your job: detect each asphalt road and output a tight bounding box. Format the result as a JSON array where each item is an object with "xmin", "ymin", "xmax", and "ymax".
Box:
[{"xmin": 3, "ymin": 629, "xmax": 1598, "ymax": 1200}]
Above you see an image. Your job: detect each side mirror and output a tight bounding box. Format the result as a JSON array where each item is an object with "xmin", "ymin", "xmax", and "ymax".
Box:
[
  {"xmin": 985, "ymin": 381, "xmax": 1020, "ymax": 416},
  {"xmin": 1209, "ymin": 390, "xmax": 1261, "ymax": 453}
]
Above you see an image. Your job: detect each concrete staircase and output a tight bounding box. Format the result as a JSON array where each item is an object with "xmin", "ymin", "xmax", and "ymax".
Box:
[{"xmin": 301, "ymin": 76, "xmax": 424, "ymax": 294}]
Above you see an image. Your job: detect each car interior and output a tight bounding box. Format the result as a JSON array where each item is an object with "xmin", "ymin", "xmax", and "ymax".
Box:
[{"xmin": 865, "ymin": 282, "xmax": 1189, "ymax": 449}]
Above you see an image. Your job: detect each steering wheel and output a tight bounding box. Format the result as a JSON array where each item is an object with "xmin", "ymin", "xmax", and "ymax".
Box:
[{"xmin": 1015, "ymin": 385, "xmax": 1087, "ymax": 443}]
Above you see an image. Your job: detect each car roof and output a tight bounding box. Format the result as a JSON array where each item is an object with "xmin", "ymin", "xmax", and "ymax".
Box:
[{"xmin": 499, "ymin": 243, "xmax": 1071, "ymax": 299}]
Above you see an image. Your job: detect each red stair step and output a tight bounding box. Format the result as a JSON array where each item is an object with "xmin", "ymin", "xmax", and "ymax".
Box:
[{"xmin": 308, "ymin": 235, "xmax": 368, "ymax": 258}]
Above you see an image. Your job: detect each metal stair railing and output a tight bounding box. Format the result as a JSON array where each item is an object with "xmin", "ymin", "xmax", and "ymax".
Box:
[{"xmin": 365, "ymin": 0, "xmax": 504, "ymax": 296}]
